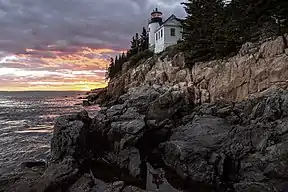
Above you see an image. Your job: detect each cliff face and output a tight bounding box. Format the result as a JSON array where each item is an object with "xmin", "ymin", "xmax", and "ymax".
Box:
[
  {"xmin": 107, "ymin": 35, "xmax": 288, "ymax": 105},
  {"xmin": 4, "ymin": 36, "xmax": 288, "ymax": 192}
]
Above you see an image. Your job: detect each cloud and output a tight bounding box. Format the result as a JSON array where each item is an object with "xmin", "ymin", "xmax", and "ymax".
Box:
[{"xmin": 0, "ymin": 0, "xmax": 185, "ymax": 91}]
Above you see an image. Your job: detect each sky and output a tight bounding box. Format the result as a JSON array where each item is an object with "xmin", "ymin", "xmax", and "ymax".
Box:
[{"xmin": 0, "ymin": 0, "xmax": 186, "ymax": 91}]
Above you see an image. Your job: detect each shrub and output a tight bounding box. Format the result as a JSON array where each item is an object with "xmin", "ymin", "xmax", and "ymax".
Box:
[
  {"xmin": 129, "ymin": 49, "xmax": 154, "ymax": 67},
  {"xmin": 159, "ymin": 42, "xmax": 185, "ymax": 61}
]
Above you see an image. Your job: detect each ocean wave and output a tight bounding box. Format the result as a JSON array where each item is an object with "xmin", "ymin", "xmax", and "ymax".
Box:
[{"xmin": 0, "ymin": 91, "xmax": 99, "ymax": 172}]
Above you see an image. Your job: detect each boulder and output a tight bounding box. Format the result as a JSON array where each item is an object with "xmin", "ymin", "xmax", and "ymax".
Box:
[
  {"xmin": 259, "ymin": 36, "xmax": 286, "ymax": 58},
  {"xmin": 20, "ymin": 161, "xmax": 46, "ymax": 169},
  {"xmin": 51, "ymin": 110, "xmax": 91, "ymax": 163},
  {"xmin": 146, "ymin": 163, "xmax": 181, "ymax": 192},
  {"xmin": 147, "ymin": 90, "xmax": 184, "ymax": 121},
  {"xmin": 233, "ymin": 182, "xmax": 276, "ymax": 192},
  {"xmin": 67, "ymin": 174, "xmax": 93, "ymax": 192},
  {"xmin": 9, "ymin": 111, "xmax": 93, "ymax": 192},
  {"xmin": 86, "ymin": 88, "xmax": 107, "ymax": 105},
  {"xmin": 163, "ymin": 116, "xmax": 232, "ymax": 188},
  {"xmin": 83, "ymin": 100, "xmax": 91, "ymax": 106}
]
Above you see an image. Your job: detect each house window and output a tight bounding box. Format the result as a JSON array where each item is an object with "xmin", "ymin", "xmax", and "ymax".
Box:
[
  {"xmin": 161, "ymin": 29, "xmax": 163, "ymax": 38},
  {"xmin": 170, "ymin": 28, "xmax": 176, "ymax": 36}
]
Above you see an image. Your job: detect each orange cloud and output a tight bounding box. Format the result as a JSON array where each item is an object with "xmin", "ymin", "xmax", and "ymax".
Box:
[
  {"xmin": 17, "ymin": 47, "xmax": 125, "ymax": 70},
  {"xmin": 0, "ymin": 46, "xmax": 125, "ymax": 91}
]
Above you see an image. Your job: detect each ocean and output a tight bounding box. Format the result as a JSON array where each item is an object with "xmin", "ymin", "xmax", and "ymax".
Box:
[{"xmin": 0, "ymin": 91, "xmax": 100, "ymax": 175}]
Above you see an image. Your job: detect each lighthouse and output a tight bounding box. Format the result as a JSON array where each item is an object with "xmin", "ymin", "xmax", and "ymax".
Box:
[
  {"xmin": 148, "ymin": 8, "xmax": 163, "ymax": 50},
  {"xmin": 147, "ymin": 8, "xmax": 183, "ymax": 53}
]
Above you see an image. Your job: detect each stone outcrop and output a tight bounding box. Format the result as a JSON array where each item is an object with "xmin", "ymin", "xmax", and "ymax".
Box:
[
  {"xmin": 4, "ymin": 35, "xmax": 288, "ymax": 192},
  {"xmin": 85, "ymin": 87, "xmax": 288, "ymax": 192},
  {"xmin": 67, "ymin": 87, "xmax": 288, "ymax": 191},
  {"xmin": 102, "ymin": 35, "xmax": 288, "ymax": 107},
  {"xmin": 83, "ymin": 88, "xmax": 108, "ymax": 106},
  {"xmin": 9, "ymin": 85, "xmax": 287, "ymax": 192}
]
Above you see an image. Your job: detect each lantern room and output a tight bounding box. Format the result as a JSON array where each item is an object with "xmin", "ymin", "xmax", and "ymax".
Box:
[{"xmin": 149, "ymin": 8, "xmax": 163, "ymax": 24}]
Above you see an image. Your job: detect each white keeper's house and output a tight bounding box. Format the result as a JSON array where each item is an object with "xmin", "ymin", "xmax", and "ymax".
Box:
[{"xmin": 148, "ymin": 8, "xmax": 183, "ymax": 53}]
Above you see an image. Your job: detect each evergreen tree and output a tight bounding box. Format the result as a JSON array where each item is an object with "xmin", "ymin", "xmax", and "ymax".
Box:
[
  {"xmin": 121, "ymin": 52, "xmax": 127, "ymax": 62},
  {"xmin": 182, "ymin": 0, "xmax": 227, "ymax": 64},
  {"xmin": 114, "ymin": 55, "xmax": 118, "ymax": 68},
  {"xmin": 135, "ymin": 33, "xmax": 140, "ymax": 53},
  {"xmin": 106, "ymin": 57, "xmax": 114, "ymax": 80},
  {"xmin": 140, "ymin": 27, "xmax": 149, "ymax": 51},
  {"xmin": 227, "ymin": 0, "xmax": 288, "ymax": 42},
  {"xmin": 118, "ymin": 54, "xmax": 122, "ymax": 65},
  {"xmin": 130, "ymin": 36, "xmax": 137, "ymax": 56},
  {"xmin": 106, "ymin": 26, "xmax": 154, "ymax": 79},
  {"xmin": 263, "ymin": 0, "xmax": 288, "ymax": 37}
]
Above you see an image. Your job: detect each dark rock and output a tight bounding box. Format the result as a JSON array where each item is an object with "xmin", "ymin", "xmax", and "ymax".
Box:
[
  {"xmin": 91, "ymin": 180, "xmax": 125, "ymax": 192},
  {"xmin": 5, "ymin": 111, "xmax": 93, "ymax": 192},
  {"xmin": 51, "ymin": 110, "xmax": 91, "ymax": 163},
  {"xmin": 67, "ymin": 174, "xmax": 94, "ymax": 192},
  {"xmin": 28, "ymin": 158, "xmax": 80, "ymax": 192},
  {"xmin": 0, "ymin": 169, "xmax": 45, "ymax": 192},
  {"xmin": 233, "ymin": 182, "xmax": 276, "ymax": 192},
  {"xmin": 20, "ymin": 161, "xmax": 46, "ymax": 169},
  {"xmin": 146, "ymin": 163, "xmax": 181, "ymax": 192},
  {"xmin": 9, "ymin": 85, "xmax": 288, "ymax": 192},
  {"xmin": 86, "ymin": 88, "xmax": 108, "ymax": 105},
  {"xmin": 106, "ymin": 104, "xmax": 126, "ymax": 117},
  {"xmin": 122, "ymin": 185, "xmax": 146, "ymax": 192},
  {"xmin": 147, "ymin": 90, "xmax": 184, "ymax": 121},
  {"xmin": 83, "ymin": 100, "xmax": 91, "ymax": 106},
  {"xmin": 119, "ymin": 86, "xmax": 161, "ymax": 108},
  {"xmin": 91, "ymin": 178, "xmax": 110, "ymax": 191},
  {"xmin": 162, "ymin": 116, "xmax": 232, "ymax": 189}
]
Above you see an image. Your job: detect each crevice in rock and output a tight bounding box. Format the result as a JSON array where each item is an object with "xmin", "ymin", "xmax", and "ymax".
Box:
[
  {"xmin": 282, "ymin": 34, "xmax": 288, "ymax": 49},
  {"xmin": 87, "ymin": 158, "xmax": 144, "ymax": 189}
]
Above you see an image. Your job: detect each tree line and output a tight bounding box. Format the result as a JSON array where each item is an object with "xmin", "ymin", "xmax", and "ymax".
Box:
[
  {"xmin": 106, "ymin": 0, "xmax": 288, "ymax": 79},
  {"xmin": 181, "ymin": 0, "xmax": 288, "ymax": 66},
  {"xmin": 106, "ymin": 27, "xmax": 150, "ymax": 79}
]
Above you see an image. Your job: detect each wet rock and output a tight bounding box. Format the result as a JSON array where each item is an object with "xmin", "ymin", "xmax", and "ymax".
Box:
[
  {"xmin": 122, "ymin": 185, "xmax": 146, "ymax": 192},
  {"xmin": 163, "ymin": 116, "xmax": 231, "ymax": 187},
  {"xmin": 68, "ymin": 174, "xmax": 94, "ymax": 192},
  {"xmin": 0, "ymin": 169, "xmax": 45, "ymax": 192},
  {"xmin": 83, "ymin": 100, "xmax": 91, "ymax": 106},
  {"xmin": 91, "ymin": 178, "xmax": 110, "ymax": 191},
  {"xmin": 107, "ymin": 147, "xmax": 142, "ymax": 179},
  {"xmin": 91, "ymin": 179, "xmax": 125, "ymax": 192},
  {"xmin": 20, "ymin": 161, "xmax": 46, "ymax": 169},
  {"xmin": 51, "ymin": 110, "xmax": 91, "ymax": 163},
  {"xmin": 7, "ymin": 35, "xmax": 288, "ymax": 192},
  {"xmin": 86, "ymin": 88, "xmax": 107, "ymax": 105},
  {"xmin": 146, "ymin": 163, "xmax": 181, "ymax": 192},
  {"xmin": 27, "ymin": 158, "xmax": 80, "ymax": 192},
  {"xmin": 233, "ymin": 182, "xmax": 276, "ymax": 192},
  {"xmin": 5, "ymin": 111, "xmax": 93, "ymax": 192}
]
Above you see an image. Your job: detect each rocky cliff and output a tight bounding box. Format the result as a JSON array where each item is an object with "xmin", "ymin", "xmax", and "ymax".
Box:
[
  {"xmin": 106, "ymin": 35, "xmax": 288, "ymax": 105},
  {"xmin": 3, "ymin": 35, "xmax": 288, "ymax": 192}
]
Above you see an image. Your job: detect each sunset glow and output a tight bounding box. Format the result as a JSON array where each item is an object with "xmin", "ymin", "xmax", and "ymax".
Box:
[
  {"xmin": 0, "ymin": 0, "xmax": 185, "ymax": 91},
  {"xmin": 0, "ymin": 46, "xmax": 123, "ymax": 91}
]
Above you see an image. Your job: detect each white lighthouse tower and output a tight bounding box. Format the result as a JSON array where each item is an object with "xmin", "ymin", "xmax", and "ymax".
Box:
[{"xmin": 148, "ymin": 8, "xmax": 163, "ymax": 51}]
